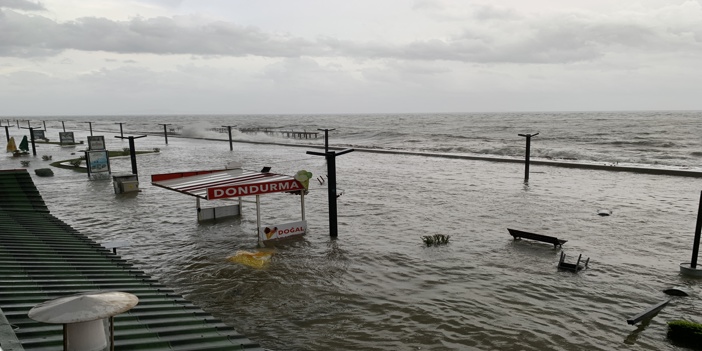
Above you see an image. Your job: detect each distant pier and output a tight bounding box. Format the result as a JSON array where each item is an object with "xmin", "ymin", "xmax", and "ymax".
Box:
[{"xmin": 210, "ymin": 127, "xmax": 320, "ymax": 139}]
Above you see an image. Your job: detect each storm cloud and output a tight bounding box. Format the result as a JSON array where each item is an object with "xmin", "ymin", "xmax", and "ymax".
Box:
[
  {"xmin": 2, "ymin": 2, "xmax": 701, "ymax": 64},
  {"xmin": 2, "ymin": 0, "xmax": 702, "ymax": 115}
]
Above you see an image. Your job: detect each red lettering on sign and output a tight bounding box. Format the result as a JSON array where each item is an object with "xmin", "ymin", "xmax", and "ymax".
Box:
[{"xmin": 207, "ymin": 179, "xmax": 303, "ymax": 199}]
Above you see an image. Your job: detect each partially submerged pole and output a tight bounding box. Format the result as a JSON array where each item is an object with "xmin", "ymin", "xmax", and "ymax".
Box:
[
  {"xmin": 159, "ymin": 124, "xmax": 170, "ymax": 145},
  {"xmin": 114, "ymin": 135, "xmax": 147, "ymax": 180},
  {"xmin": 61, "ymin": 121, "xmax": 66, "ymax": 132},
  {"xmin": 691, "ymin": 191, "xmax": 702, "ymax": 269},
  {"xmin": 115, "ymin": 123, "xmax": 125, "ymax": 138},
  {"xmin": 85, "ymin": 122, "xmax": 93, "ymax": 136},
  {"xmin": 20, "ymin": 126, "xmax": 38, "ymax": 156},
  {"xmin": 306, "ymin": 128, "xmax": 354, "ymax": 238},
  {"xmin": 222, "ymin": 125, "xmax": 236, "ymax": 151},
  {"xmin": 518, "ymin": 132, "xmax": 539, "ymax": 182},
  {"xmin": 29, "ymin": 127, "xmax": 37, "ymax": 156},
  {"xmin": 256, "ymin": 195, "xmax": 262, "ymax": 246},
  {"xmin": 680, "ymin": 191, "xmax": 702, "ymax": 277}
]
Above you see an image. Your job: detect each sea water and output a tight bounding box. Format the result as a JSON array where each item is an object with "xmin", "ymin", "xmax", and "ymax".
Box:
[{"xmin": 3, "ymin": 111, "xmax": 702, "ymax": 350}]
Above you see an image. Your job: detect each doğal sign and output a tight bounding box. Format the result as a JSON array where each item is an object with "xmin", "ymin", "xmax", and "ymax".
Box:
[
  {"xmin": 207, "ymin": 179, "xmax": 303, "ymax": 199},
  {"xmin": 259, "ymin": 220, "xmax": 307, "ymax": 242}
]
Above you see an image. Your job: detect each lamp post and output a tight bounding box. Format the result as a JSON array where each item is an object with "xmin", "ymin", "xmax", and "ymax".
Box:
[
  {"xmin": 115, "ymin": 122, "xmax": 125, "ymax": 138},
  {"xmin": 158, "ymin": 124, "xmax": 171, "ymax": 145},
  {"xmin": 114, "ymin": 135, "xmax": 147, "ymax": 179},
  {"xmin": 222, "ymin": 125, "xmax": 236, "ymax": 150},
  {"xmin": 306, "ymin": 128, "xmax": 354, "ymax": 238},
  {"xmin": 680, "ymin": 191, "xmax": 702, "ymax": 277},
  {"xmin": 1, "ymin": 120, "xmax": 9, "ymax": 141},
  {"xmin": 518, "ymin": 132, "xmax": 539, "ymax": 182},
  {"xmin": 20, "ymin": 126, "xmax": 41, "ymax": 156}
]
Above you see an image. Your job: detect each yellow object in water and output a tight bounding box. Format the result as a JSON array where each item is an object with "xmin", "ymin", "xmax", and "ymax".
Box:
[
  {"xmin": 6, "ymin": 137, "xmax": 16, "ymax": 153},
  {"xmin": 227, "ymin": 250, "xmax": 273, "ymax": 269}
]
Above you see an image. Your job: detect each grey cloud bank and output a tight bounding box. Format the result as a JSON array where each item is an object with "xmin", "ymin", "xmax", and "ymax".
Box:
[{"xmin": 1, "ymin": 0, "xmax": 701, "ymax": 115}]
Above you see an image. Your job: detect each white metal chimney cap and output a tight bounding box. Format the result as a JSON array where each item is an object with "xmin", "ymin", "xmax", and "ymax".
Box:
[{"xmin": 28, "ymin": 291, "xmax": 138, "ymax": 324}]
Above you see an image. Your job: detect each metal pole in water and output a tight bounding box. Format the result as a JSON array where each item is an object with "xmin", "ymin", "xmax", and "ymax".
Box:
[
  {"xmin": 228, "ymin": 127, "xmax": 232, "ymax": 150},
  {"xmin": 20, "ymin": 126, "xmax": 38, "ymax": 156},
  {"xmin": 159, "ymin": 124, "xmax": 170, "ymax": 145},
  {"xmin": 222, "ymin": 125, "xmax": 235, "ymax": 151},
  {"xmin": 61, "ymin": 121, "xmax": 66, "ymax": 132},
  {"xmin": 129, "ymin": 137, "xmax": 137, "ymax": 176},
  {"xmin": 322, "ymin": 129, "xmax": 331, "ymax": 152},
  {"xmin": 115, "ymin": 123, "xmax": 124, "ymax": 138},
  {"xmin": 326, "ymin": 152, "xmax": 338, "ymax": 237},
  {"xmin": 256, "ymin": 195, "xmax": 262, "ymax": 246},
  {"xmin": 691, "ymin": 191, "xmax": 702, "ymax": 268},
  {"xmin": 29, "ymin": 127, "xmax": 37, "ymax": 156},
  {"xmin": 518, "ymin": 133, "xmax": 539, "ymax": 182},
  {"xmin": 115, "ymin": 135, "xmax": 146, "ymax": 180},
  {"xmin": 307, "ymin": 128, "xmax": 353, "ymax": 238}
]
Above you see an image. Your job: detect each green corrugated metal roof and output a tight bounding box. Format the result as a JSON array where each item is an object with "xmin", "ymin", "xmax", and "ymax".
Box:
[
  {"xmin": 0, "ymin": 169, "xmax": 48, "ymax": 213},
  {"xmin": 0, "ymin": 169, "xmax": 264, "ymax": 351}
]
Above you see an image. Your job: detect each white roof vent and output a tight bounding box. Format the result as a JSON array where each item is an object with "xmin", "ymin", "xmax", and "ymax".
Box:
[{"xmin": 28, "ymin": 291, "xmax": 138, "ymax": 351}]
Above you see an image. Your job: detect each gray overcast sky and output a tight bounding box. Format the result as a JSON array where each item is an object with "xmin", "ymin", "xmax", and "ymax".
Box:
[{"xmin": 1, "ymin": 0, "xmax": 701, "ymax": 116}]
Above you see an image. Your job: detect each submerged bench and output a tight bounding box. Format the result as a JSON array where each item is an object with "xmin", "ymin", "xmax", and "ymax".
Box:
[
  {"xmin": 558, "ymin": 252, "xmax": 589, "ymax": 272},
  {"xmin": 508, "ymin": 228, "xmax": 567, "ymax": 248}
]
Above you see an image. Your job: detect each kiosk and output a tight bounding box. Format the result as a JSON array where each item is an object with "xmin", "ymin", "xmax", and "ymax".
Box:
[{"xmin": 151, "ymin": 165, "xmax": 310, "ymax": 245}]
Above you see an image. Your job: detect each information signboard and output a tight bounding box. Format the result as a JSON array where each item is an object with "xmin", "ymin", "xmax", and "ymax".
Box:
[
  {"xmin": 88, "ymin": 136, "xmax": 106, "ymax": 150},
  {"xmin": 87, "ymin": 150, "xmax": 110, "ymax": 174},
  {"xmin": 59, "ymin": 132, "xmax": 75, "ymax": 145},
  {"xmin": 32, "ymin": 130, "xmax": 46, "ymax": 140}
]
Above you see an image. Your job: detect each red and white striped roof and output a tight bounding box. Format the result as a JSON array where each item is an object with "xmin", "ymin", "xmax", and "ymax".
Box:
[{"xmin": 151, "ymin": 168, "xmax": 304, "ymax": 200}]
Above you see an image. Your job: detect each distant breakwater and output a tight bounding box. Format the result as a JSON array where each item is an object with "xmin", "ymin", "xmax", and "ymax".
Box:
[{"xmin": 146, "ymin": 132, "xmax": 702, "ymax": 178}]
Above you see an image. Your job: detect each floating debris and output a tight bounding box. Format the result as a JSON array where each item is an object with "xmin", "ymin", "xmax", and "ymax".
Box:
[
  {"xmin": 597, "ymin": 209, "xmax": 612, "ymax": 216},
  {"xmin": 34, "ymin": 168, "xmax": 54, "ymax": 177},
  {"xmin": 227, "ymin": 250, "xmax": 273, "ymax": 269},
  {"xmin": 422, "ymin": 234, "xmax": 450, "ymax": 246},
  {"xmin": 627, "ymin": 299, "xmax": 669, "ymax": 325},
  {"xmin": 664, "ymin": 287, "xmax": 692, "ymax": 297}
]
